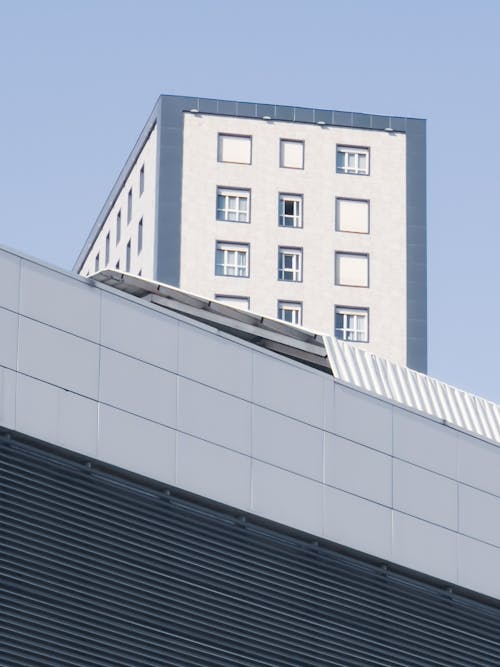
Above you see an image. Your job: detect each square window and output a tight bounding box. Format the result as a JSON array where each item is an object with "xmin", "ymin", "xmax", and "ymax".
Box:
[
  {"xmin": 278, "ymin": 301, "xmax": 303, "ymax": 325},
  {"xmin": 336, "ymin": 198, "xmax": 369, "ymax": 234},
  {"xmin": 139, "ymin": 164, "xmax": 145, "ymax": 195},
  {"xmin": 218, "ymin": 134, "xmax": 252, "ymax": 164},
  {"xmin": 214, "ymin": 295, "xmax": 250, "ymax": 310},
  {"xmin": 215, "ymin": 242, "xmax": 249, "ymax": 277},
  {"xmin": 335, "ymin": 307, "xmax": 369, "ymax": 342},
  {"xmin": 278, "ymin": 247, "xmax": 303, "ymax": 282},
  {"xmin": 336, "ymin": 146, "xmax": 369, "ymax": 175},
  {"xmin": 116, "ymin": 210, "xmax": 121, "ymax": 244},
  {"xmin": 280, "ymin": 139, "xmax": 304, "ymax": 169},
  {"xmin": 127, "ymin": 188, "xmax": 133, "ymax": 223},
  {"xmin": 279, "ymin": 194, "xmax": 303, "ymax": 228},
  {"xmin": 335, "ymin": 253, "xmax": 369, "ymax": 287},
  {"xmin": 216, "ymin": 188, "xmax": 250, "ymax": 223}
]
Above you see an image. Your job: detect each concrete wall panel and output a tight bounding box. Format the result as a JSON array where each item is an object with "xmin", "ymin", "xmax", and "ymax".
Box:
[
  {"xmin": 18, "ymin": 316, "xmax": 99, "ymax": 399},
  {"xmin": 20, "ymin": 261, "xmax": 100, "ymax": 342},
  {"xmin": 323, "ymin": 485, "xmax": 392, "ymax": 560},
  {"xmin": 333, "ymin": 384, "xmax": 392, "ymax": 453},
  {"xmin": 0, "ymin": 307, "xmax": 18, "ymax": 370},
  {"xmin": 100, "ymin": 292, "xmax": 178, "ymax": 372},
  {"xmin": 178, "ymin": 377, "xmax": 251, "ymax": 455},
  {"xmin": 252, "ymin": 405, "xmax": 323, "ymax": 480},
  {"xmin": 177, "ymin": 432, "xmax": 251, "ymax": 509},
  {"xmin": 1, "ymin": 248, "xmax": 499, "ymax": 602},
  {"xmin": 253, "ymin": 352, "xmax": 324, "ymax": 427},
  {"xmin": 252, "ymin": 460, "xmax": 323, "ymax": 535},
  {"xmin": 0, "ymin": 248, "xmax": 20, "ymax": 311},
  {"xmin": 325, "ymin": 433, "xmax": 392, "ymax": 505},
  {"xmin": 98, "ymin": 404, "xmax": 175, "ymax": 483},
  {"xmin": 99, "ymin": 347, "xmax": 177, "ymax": 427}
]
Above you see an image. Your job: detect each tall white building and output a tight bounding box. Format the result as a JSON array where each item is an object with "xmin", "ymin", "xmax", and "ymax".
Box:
[{"xmin": 75, "ymin": 95, "xmax": 426, "ymax": 372}]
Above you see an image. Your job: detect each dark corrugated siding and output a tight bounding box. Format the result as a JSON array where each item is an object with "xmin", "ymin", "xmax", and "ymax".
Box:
[{"xmin": 2, "ymin": 435, "xmax": 500, "ymax": 666}]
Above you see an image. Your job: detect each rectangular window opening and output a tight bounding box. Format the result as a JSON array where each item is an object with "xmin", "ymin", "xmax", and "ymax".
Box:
[
  {"xmin": 278, "ymin": 301, "xmax": 303, "ymax": 325},
  {"xmin": 214, "ymin": 295, "xmax": 250, "ymax": 310},
  {"xmin": 139, "ymin": 164, "xmax": 145, "ymax": 196},
  {"xmin": 116, "ymin": 210, "xmax": 121, "ymax": 244},
  {"xmin": 280, "ymin": 139, "xmax": 304, "ymax": 169},
  {"xmin": 218, "ymin": 134, "xmax": 252, "ymax": 164},
  {"xmin": 279, "ymin": 194, "xmax": 303, "ymax": 228},
  {"xmin": 336, "ymin": 198, "xmax": 370, "ymax": 234},
  {"xmin": 335, "ymin": 252, "xmax": 369, "ymax": 287},
  {"xmin": 127, "ymin": 188, "xmax": 133, "ymax": 223},
  {"xmin": 335, "ymin": 306, "xmax": 369, "ymax": 342},
  {"xmin": 336, "ymin": 146, "xmax": 370, "ymax": 175},
  {"xmin": 105, "ymin": 232, "xmax": 110, "ymax": 265},
  {"xmin": 278, "ymin": 247, "xmax": 303, "ymax": 282},
  {"xmin": 215, "ymin": 242, "xmax": 249, "ymax": 277},
  {"xmin": 138, "ymin": 219, "xmax": 143, "ymax": 254},
  {"xmin": 126, "ymin": 240, "xmax": 131, "ymax": 272},
  {"xmin": 216, "ymin": 188, "xmax": 250, "ymax": 223}
]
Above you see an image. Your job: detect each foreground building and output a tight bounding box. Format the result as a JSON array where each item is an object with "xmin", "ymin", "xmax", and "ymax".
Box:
[
  {"xmin": 74, "ymin": 95, "xmax": 427, "ymax": 372},
  {"xmin": 2, "ymin": 243, "xmax": 500, "ymax": 665}
]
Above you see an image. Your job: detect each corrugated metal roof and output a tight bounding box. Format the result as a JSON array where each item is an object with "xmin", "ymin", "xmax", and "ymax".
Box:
[
  {"xmin": 92, "ymin": 270, "xmax": 500, "ymax": 445},
  {"xmin": 324, "ymin": 337, "xmax": 500, "ymax": 444}
]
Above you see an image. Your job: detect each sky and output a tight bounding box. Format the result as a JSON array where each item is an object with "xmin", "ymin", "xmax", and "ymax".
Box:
[{"xmin": 0, "ymin": 0, "xmax": 499, "ymax": 403}]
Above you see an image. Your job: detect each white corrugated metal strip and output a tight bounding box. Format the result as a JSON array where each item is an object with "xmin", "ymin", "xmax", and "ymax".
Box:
[{"xmin": 323, "ymin": 336, "xmax": 500, "ymax": 444}]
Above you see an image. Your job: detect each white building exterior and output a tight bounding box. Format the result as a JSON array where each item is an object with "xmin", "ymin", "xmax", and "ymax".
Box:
[
  {"xmin": 75, "ymin": 95, "xmax": 426, "ymax": 372},
  {"xmin": 3, "ymin": 244, "xmax": 500, "ymax": 603}
]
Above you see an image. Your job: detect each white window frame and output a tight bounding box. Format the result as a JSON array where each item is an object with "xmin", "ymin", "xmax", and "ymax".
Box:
[
  {"xmin": 278, "ymin": 301, "xmax": 303, "ymax": 325},
  {"xmin": 335, "ymin": 307, "xmax": 369, "ymax": 342},
  {"xmin": 278, "ymin": 247, "xmax": 303, "ymax": 282},
  {"xmin": 215, "ymin": 242, "xmax": 249, "ymax": 278},
  {"xmin": 279, "ymin": 194, "xmax": 303, "ymax": 228},
  {"xmin": 336, "ymin": 146, "xmax": 370, "ymax": 175},
  {"xmin": 216, "ymin": 187, "xmax": 250, "ymax": 223}
]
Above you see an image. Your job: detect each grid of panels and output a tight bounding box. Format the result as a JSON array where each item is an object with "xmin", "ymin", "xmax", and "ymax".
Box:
[{"xmin": 3, "ymin": 435, "xmax": 500, "ymax": 667}]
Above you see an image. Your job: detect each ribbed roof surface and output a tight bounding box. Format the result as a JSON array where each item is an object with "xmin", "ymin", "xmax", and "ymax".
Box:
[{"xmin": 324, "ymin": 337, "xmax": 500, "ymax": 444}]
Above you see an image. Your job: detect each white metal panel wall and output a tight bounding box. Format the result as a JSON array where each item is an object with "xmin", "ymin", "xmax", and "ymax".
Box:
[{"xmin": 1, "ymin": 245, "xmax": 500, "ymax": 601}]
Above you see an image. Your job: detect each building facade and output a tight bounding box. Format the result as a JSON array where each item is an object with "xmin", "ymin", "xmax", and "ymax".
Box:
[
  {"xmin": 2, "ymin": 243, "xmax": 500, "ymax": 664},
  {"xmin": 75, "ymin": 95, "xmax": 427, "ymax": 372}
]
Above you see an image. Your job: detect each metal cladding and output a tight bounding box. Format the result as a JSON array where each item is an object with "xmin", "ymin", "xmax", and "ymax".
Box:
[
  {"xmin": 94, "ymin": 270, "xmax": 500, "ymax": 445},
  {"xmin": 3, "ymin": 434, "xmax": 500, "ymax": 666},
  {"xmin": 324, "ymin": 336, "xmax": 500, "ymax": 444}
]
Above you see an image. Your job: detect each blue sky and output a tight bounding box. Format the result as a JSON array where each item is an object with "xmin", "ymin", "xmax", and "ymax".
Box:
[{"xmin": 0, "ymin": 0, "xmax": 498, "ymax": 402}]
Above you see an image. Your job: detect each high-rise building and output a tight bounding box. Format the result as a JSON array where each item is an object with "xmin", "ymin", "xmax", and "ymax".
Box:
[{"xmin": 75, "ymin": 95, "xmax": 427, "ymax": 371}]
